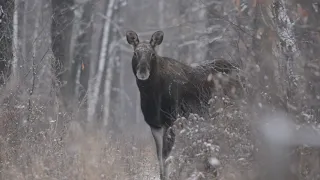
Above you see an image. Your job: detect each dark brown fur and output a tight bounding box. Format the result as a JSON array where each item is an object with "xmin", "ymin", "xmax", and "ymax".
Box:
[{"xmin": 138, "ymin": 56, "xmax": 237, "ymax": 124}]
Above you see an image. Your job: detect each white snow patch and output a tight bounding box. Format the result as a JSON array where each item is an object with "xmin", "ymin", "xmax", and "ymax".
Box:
[{"xmin": 208, "ymin": 157, "xmax": 221, "ymax": 167}]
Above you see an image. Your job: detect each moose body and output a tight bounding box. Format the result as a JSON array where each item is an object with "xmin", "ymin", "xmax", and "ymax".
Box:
[{"xmin": 126, "ymin": 30, "xmax": 238, "ymax": 180}]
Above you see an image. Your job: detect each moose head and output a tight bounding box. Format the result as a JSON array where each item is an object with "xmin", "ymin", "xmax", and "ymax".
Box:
[{"xmin": 126, "ymin": 30, "xmax": 164, "ymax": 80}]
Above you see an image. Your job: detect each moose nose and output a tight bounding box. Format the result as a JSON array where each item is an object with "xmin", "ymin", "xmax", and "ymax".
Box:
[{"xmin": 136, "ymin": 63, "xmax": 150, "ymax": 80}]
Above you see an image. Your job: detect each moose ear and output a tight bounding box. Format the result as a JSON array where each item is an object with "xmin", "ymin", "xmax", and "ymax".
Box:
[
  {"xmin": 150, "ymin": 30, "xmax": 164, "ymax": 48},
  {"xmin": 126, "ymin": 30, "xmax": 139, "ymax": 47}
]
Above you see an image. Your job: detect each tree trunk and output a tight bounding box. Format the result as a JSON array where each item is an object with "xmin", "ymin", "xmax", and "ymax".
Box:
[
  {"xmin": 272, "ymin": 0, "xmax": 302, "ymax": 112},
  {"xmin": 158, "ymin": 0, "xmax": 164, "ymax": 55},
  {"xmin": 87, "ymin": 0, "xmax": 116, "ymax": 122},
  {"xmin": 0, "ymin": 0, "xmax": 14, "ymax": 83},
  {"xmin": 78, "ymin": 2, "xmax": 92, "ymax": 104},
  {"xmin": 71, "ymin": 2, "xmax": 93, "ymax": 110},
  {"xmin": 51, "ymin": 0, "xmax": 75, "ymax": 106},
  {"xmin": 293, "ymin": 0, "xmax": 320, "ymax": 122},
  {"xmin": 27, "ymin": 0, "xmax": 42, "ymax": 121},
  {"xmin": 103, "ymin": 42, "xmax": 116, "ymax": 127}
]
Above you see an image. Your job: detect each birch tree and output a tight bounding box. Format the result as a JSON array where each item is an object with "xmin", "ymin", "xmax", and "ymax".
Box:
[
  {"xmin": 11, "ymin": 0, "xmax": 25, "ymax": 81},
  {"xmin": 102, "ymin": 0, "xmax": 120, "ymax": 127},
  {"xmin": 87, "ymin": 0, "xmax": 116, "ymax": 123},
  {"xmin": 27, "ymin": 0, "xmax": 42, "ymax": 119},
  {"xmin": 158, "ymin": 0, "xmax": 164, "ymax": 55},
  {"xmin": 87, "ymin": 0, "xmax": 105, "ymax": 122}
]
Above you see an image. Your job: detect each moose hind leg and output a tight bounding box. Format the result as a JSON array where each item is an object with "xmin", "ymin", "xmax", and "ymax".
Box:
[
  {"xmin": 163, "ymin": 126, "xmax": 176, "ymax": 160},
  {"xmin": 151, "ymin": 127, "xmax": 165, "ymax": 180},
  {"xmin": 163, "ymin": 126, "xmax": 176, "ymax": 179}
]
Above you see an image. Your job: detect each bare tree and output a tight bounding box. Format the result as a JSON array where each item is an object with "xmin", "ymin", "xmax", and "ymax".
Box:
[{"xmin": 87, "ymin": 0, "xmax": 116, "ymax": 123}]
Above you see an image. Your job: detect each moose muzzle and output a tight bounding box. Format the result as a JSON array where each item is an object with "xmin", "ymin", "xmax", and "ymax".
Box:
[{"xmin": 136, "ymin": 63, "xmax": 150, "ymax": 80}]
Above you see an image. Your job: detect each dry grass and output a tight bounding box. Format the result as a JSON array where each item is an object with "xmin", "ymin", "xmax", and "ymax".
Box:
[
  {"xmin": 0, "ymin": 84, "xmax": 161, "ymax": 180},
  {"xmin": 0, "ymin": 118, "xmax": 160, "ymax": 180}
]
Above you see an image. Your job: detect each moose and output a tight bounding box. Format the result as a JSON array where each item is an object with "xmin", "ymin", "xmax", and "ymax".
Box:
[{"xmin": 126, "ymin": 30, "xmax": 239, "ymax": 180}]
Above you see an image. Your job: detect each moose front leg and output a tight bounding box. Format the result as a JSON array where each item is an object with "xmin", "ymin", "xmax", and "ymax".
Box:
[{"xmin": 151, "ymin": 127, "xmax": 167, "ymax": 180}]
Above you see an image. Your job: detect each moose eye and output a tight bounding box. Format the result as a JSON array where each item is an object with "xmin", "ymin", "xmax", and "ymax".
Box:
[
  {"xmin": 133, "ymin": 52, "xmax": 138, "ymax": 57},
  {"xmin": 151, "ymin": 53, "xmax": 156, "ymax": 58}
]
